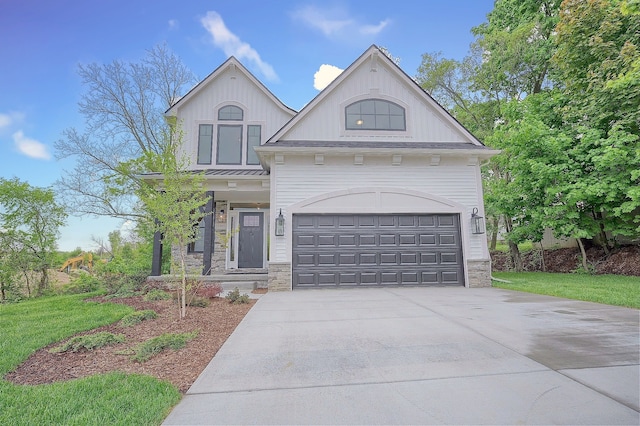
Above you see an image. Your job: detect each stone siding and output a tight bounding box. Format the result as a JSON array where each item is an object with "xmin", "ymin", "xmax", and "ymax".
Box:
[
  {"xmin": 467, "ymin": 259, "xmax": 492, "ymax": 288},
  {"xmin": 268, "ymin": 262, "xmax": 291, "ymax": 291}
]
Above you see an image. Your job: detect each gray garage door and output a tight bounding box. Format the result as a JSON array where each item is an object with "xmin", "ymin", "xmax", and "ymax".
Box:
[{"xmin": 292, "ymin": 214, "xmax": 464, "ymax": 288}]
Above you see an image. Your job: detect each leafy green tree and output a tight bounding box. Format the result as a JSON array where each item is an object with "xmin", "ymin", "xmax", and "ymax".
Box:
[
  {"xmin": 0, "ymin": 178, "xmax": 67, "ymax": 295},
  {"xmin": 548, "ymin": 0, "xmax": 640, "ymax": 253},
  {"xmin": 137, "ymin": 136, "xmax": 210, "ymax": 319}
]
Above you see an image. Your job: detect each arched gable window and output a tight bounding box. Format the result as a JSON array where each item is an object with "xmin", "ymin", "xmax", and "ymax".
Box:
[
  {"xmin": 345, "ymin": 99, "xmax": 405, "ymax": 131},
  {"xmin": 218, "ymin": 105, "xmax": 243, "ymax": 121}
]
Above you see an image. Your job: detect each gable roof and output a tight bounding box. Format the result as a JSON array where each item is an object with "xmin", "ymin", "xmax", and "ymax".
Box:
[
  {"xmin": 265, "ymin": 45, "xmax": 485, "ymax": 146},
  {"xmin": 165, "ymin": 56, "xmax": 296, "ymax": 117}
]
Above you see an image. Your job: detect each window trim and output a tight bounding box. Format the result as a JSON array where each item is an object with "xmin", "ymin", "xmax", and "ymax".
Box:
[
  {"xmin": 345, "ymin": 98, "xmax": 406, "ymax": 131},
  {"xmin": 218, "ymin": 105, "xmax": 244, "ymax": 121}
]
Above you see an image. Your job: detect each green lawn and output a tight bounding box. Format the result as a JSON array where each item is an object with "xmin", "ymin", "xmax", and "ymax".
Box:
[
  {"xmin": 0, "ymin": 294, "xmax": 181, "ymax": 425},
  {"xmin": 492, "ymin": 272, "xmax": 640, "ymax": 309}
]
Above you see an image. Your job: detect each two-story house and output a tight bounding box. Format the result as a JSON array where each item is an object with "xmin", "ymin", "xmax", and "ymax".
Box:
[{"xmin": 151, "ymin": 45, "xmax": 498, "ymax": 290}]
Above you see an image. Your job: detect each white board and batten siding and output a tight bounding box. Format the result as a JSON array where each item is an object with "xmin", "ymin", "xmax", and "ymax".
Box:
[
  {"xmin": 270, "ymin": 155, "xmax": 488, "ymax": 264},
  {"xmin": 174, "ymin": 66, "xmax": 294, "ymax": 170},
  {"xmin": 282, "ymin": 59, "xmax": 468, "ymax": 144}
]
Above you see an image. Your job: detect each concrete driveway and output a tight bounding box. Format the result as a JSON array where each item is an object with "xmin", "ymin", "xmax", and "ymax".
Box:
[{"xmin": 164, "ymin": 287, "xmax": 639, "ymax": 425}]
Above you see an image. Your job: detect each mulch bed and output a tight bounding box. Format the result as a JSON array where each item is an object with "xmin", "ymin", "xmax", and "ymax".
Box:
[
  {"xmin": 5, "ymin": 295, "xmax": 255, "ymax": 393},
  {"xmin": 491, "ymin": 245, "xmax": 640, "ymax": 276}
]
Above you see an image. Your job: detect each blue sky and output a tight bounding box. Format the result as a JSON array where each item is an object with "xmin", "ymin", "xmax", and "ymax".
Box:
[{"xmin": 0, "ymin": 0, "xmax": 494, "ymax": 251}]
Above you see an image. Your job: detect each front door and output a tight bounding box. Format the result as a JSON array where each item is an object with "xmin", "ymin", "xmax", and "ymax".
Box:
[{"xmin": 238, "ymin": 212, "xmax": 264, "ymax": 268}]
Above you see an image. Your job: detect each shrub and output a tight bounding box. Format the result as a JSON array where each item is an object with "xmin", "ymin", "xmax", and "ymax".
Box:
[
  {"xmin": 189, "ymin": 296, "xmax": 209, "ymax": 308},
  {"xmin": 50, "ymin": 332, "xmax": 125, "ymax": 353},
  {"xmin": 119, "ymin": 310, "xmax": 158, "ymax": 327},
  {"xmin": 195, "ymin": 282, "xmax": 224, "ymax": 299},
  {"xmin": 143, "ymin": 289, "xmax": 171, "ymax": 301},
  {"xmin": 225, "ymin": 287, "xmax": 250, "ymax": 304},
  {"xmin": 101, "ymin": 272, "xmax": 149, "ymax": 298},
  {"xmin": 60, "ymin": 273, "xmax": 102, "ymax": 294},
  {"xmin": 130, "ymin": 331, "xmax": 198, "ymax": 363}
]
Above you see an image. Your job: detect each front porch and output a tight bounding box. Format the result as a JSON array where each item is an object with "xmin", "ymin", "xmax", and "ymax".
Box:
[{"xmin": 150, "ymin": 171, "xmax": 272, "ymax": 279}]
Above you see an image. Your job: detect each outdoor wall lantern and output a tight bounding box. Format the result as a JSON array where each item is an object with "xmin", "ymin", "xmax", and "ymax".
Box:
[
  {"xmin": 471, "ymin": 207, "xmax": 485, "ymax": 234},
  {"xmin": 217, "ymin": 208, "xmax": 226, "ymax": 223},
  {"xmin": 275, "ymin": 209, "xmax": 285, "ymax": 236}
]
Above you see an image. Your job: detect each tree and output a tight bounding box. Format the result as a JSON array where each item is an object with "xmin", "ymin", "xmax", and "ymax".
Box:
[
  {"xmin": 548, "ymin": 0, "xmax": 640, "ymax": 253},
  {"xmin": 0, "ymin": 178, "xmax": 67, "ymax": 296},
  {"xmin": 137, "ymin": 136, "xmax": 210, "ymax": 319},
  {"xmin": 54, "ymin": 44, "xmax": 196, "ymax": 221},
  {"xmin": 416, "ymin": 1, "xmax": 562, "ymax": 270}
]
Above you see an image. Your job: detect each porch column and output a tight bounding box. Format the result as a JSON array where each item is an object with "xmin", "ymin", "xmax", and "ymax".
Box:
[
  {"xmin": 151, "ymin": 218, "xmax": 163, "ymax": 276},
  {"xmin": 202, "ymin": 191, "xmax": 215, "ymax": 275}
]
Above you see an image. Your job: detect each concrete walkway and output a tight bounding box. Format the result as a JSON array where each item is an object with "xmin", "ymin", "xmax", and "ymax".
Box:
[{"xmin": 164, "ymin": 287, "xmax": 639, "ymax": 425}]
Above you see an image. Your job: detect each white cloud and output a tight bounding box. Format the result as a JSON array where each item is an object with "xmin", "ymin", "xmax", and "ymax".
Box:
[
  {"xmin": 168, "ymin": 19, "xmax": 179, "ymax": 30},
  {"xmin": 360, "ymin": 19, "xmax": 390, "ymax": 35},
  {"xmin": 0, "ymin": 111, "xmax": 24, "ymax": 130},
  {"xmin": 313, "ymin": 64, "xmax": 344, "ymax": 90},
  {"xmin": 200, "ymin": 11, "xmax": 279, "ymax": 82},
  {"xmin": 12, "ymin": 130, "xmax": 51, "ymax": 160},
  {"xmin": 0, "ymin": 113, "xmax": 11, "ymax": 128},
  {"xmin": 291, "ymin": 5, "xmax": 390, "ymax": 38},
  {"xmin": 291, "ymin": 5, "xmax": 352, "ymax": 36}
]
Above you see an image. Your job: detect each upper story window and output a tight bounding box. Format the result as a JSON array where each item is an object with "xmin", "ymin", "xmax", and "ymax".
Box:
[
  {"xmin": 218, "ymin": 105, "xmax": 243, "ymax": 121},
  {"xmin": 196, "ymin": 105, "xmax": 262, "ymax": 166},
  {"xmin": 345, "ymin": 99, "xmax": 406, "ymax": 131}
]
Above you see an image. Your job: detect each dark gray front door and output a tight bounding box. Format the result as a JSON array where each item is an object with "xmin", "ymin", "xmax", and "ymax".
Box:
[
  {"xmin": 238, "ymin": 212, "xmax": 264, "ymax": 268},
  {"xmin": 292, "ymin": 214, "xmax": 464, "ymax": 288}
]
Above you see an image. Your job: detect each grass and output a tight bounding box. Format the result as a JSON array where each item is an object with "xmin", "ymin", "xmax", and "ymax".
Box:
[
  {"xmin": 0, "ymin": 293, "xmax": 181, "ymax": 425},
  {"xmin": 492, "ymin": 240, "xmax": 535, "ymax": 253},
  {"xmin": 493, "ymin": 272, "xmax": 640, "ymax": 309}
]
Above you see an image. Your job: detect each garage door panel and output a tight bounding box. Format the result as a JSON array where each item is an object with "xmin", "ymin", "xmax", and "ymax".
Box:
[
  {"xmin": 318, "ymin": 273, "xmax": 337, "ymax": 285},
  {"xmin": 318, "ymin": 234, "xmax": 336, "ymax": 246},
  {"xmin": 361, "ymin": 272, "xmax": 378, "ymax": 284},
  {"xmin": 338, "ymin": 234, "xmax": 357, "ymax": 246},
  {"xmin": 438, "ymin": 215, "xmax": 455, "ymax": 227},
  {"xmin": 293, "ymin": 214, "xmax": 463, "ymax": 288},
  {"xmin": 359, "ymin": 253, "xmax": 377, "ymax": 265},
  {"xmin": 359, "ymin": 234, "xmax": 376, "ymax": 246},
  {"xmin": 441, "ymin": 252, "xmax": 460, "ymax": 264},
  {"xmin": 420, "ymin": 234, "xmax": 437, "ymax": 245},
  {"xmin": 339, "ymin": 253, "xmax": 357, "ymax": 265},
  {"xmin": 380, "ymin": 253, "xmax": 398, "ymax": 265},
  {"xmin": 379, "ymin": 234, "xmax": 397, "ymax": 245},
  {"xmin": 339, "ymin": 272, "xmax": 357, "ymax": 284},
  {"xmin": 400, "ymin": 252, "xmax": 418, "ymax": 265}
]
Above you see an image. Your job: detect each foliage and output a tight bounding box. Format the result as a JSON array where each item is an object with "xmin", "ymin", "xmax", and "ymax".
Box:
[
  {"xmin": 143, "ymin": 289, "xmax": 171, "ymax": 301},
  {"xmin": 0, "ymin": 178, "xmax": 67, "ymax": 298},
  {"xmin": 59, "ymin": 273, "xmax": 102, "ymax": 295},
  {"xmin": 226, "ymin": 287, "xmax": 250, "ymax": 304},
  {"xmin": 137, "ymin": 134, "xmax": 211, "ymax": 319},
  {"xmin": 548, "ymin": 0, "xmax": 640, "ymax": 246},
  {"xmin": 195, "ymin": 282, "xmax": 224, "ymax": 299},
  {"xmin": 119, "ymin": 310, "xmax": 158, "ymax": 327},
  {"xmin": 129, "ymin": 331, "xmax": 198, "ymax": 363},
  {"xmin": 492, "ymin": 272, "xmax": 640, "ymax": 308},
  {"xmin": 54, "ymin": 44, "xmax": 196, "ymax": 221},
  {"xmin": 99, "ymin": 272, "xmax": 148, "ymax": 298},
  {"xmin": 49, "ymin": 332, "xmax": 125, "ymax": 353},
  {"xmin": 188, "ymin": 296, "xmax": 210, "ymax": 308},
  {"xmin": 416, "ymin": 0, "xmax": 639, "ymax": 271}
]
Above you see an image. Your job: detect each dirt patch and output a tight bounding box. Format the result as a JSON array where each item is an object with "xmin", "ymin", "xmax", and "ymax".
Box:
[
  {"xmin": 5, "ymin": 295, "xmax": 255, "ymax": 393},
  {"xmin": 492, "ymin": 245, "xmax": 640, "ymax": 276}
]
